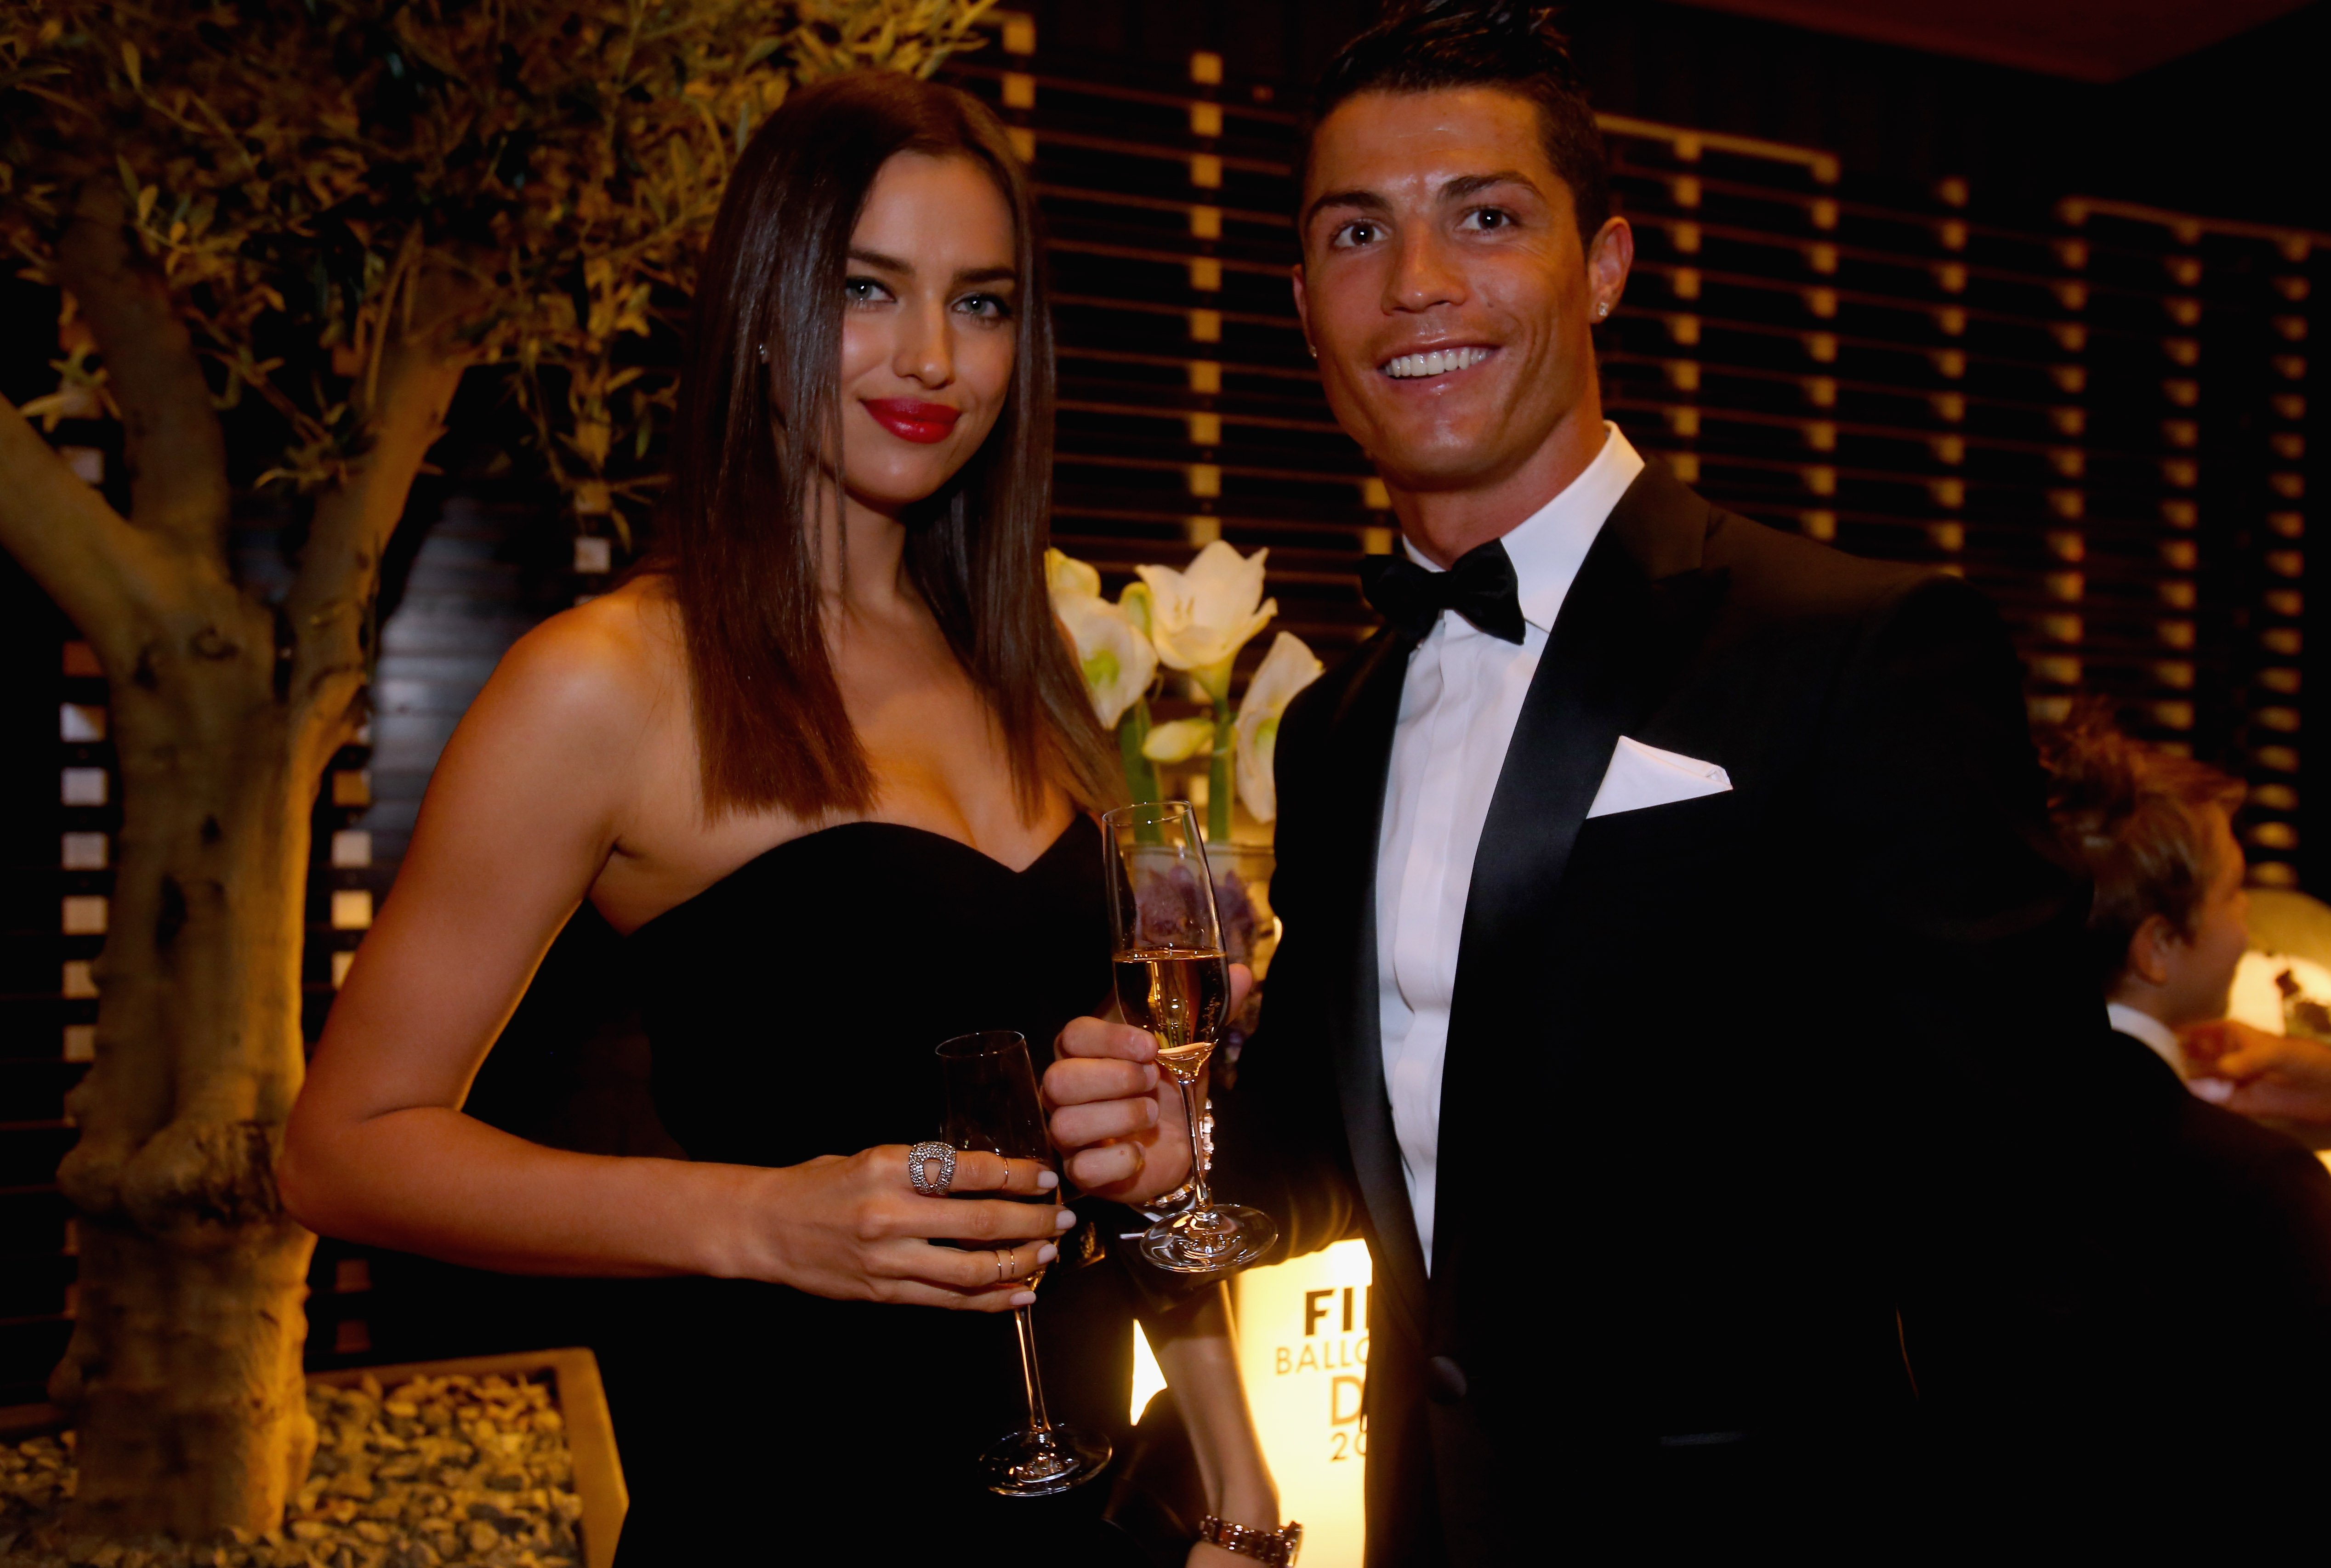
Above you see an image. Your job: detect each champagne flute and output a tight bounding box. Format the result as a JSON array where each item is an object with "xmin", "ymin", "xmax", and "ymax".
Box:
[
  {"xmin": 936, "ymin": 1028, "xmax": 1112, "ymax": 1496},
  {"xmin": 1102, "ymin": 801, "xmax": 1279, "ymax": 1275}
]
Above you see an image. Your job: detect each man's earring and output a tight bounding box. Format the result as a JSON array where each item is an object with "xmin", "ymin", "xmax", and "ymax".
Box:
[{"xmin": 1305, "ymin": 342, "xmax": 1318, "ymax": 359}]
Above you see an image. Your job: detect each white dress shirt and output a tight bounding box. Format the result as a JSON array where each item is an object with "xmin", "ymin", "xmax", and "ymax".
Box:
[{"xmin": 1376, "ymin": 424, "xmax": 1646, "ymax": 1271}]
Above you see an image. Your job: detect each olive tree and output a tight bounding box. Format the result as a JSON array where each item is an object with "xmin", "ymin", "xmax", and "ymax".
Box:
[{"xmin": 0, "ymin": 0, "xmax": 991, "ymax": 1539}]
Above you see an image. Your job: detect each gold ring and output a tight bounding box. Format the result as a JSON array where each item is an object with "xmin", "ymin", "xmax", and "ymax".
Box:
[{"xmin": 996, "ymin": 1249, "xmax": 1011, "ymax": 1283}]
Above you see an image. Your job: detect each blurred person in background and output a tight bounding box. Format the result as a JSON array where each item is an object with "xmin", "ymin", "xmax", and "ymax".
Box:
[
  {"xmin": 2038, "ymin": 705, "xmax": 2331, "ymax": 1448},
  {"xmin": 2038, "ymin": 704, "xmax": 2251, "ymax": 1082},
  {"xmin": 2035, "ymin": 687, "xmax": 2331, "ymax": 1131},
  {"xmin": 2040, "ymin": 699, "xmax": 2331, "ymax": 1134}
]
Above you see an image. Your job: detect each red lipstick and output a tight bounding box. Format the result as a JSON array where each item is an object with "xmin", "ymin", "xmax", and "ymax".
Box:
[{"xmin": 863, "ymin": 398, "xmax": 961, "ymax": 444}]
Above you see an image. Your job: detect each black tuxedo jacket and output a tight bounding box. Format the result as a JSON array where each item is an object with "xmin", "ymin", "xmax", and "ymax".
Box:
[
  {"xmin": 2087, "ymin": 1032, "xmax": 2331, "ymax": 1418},
  {"xmin": 1212, "ymin": 464, "xmax": 2183, "ymax": 1560}
]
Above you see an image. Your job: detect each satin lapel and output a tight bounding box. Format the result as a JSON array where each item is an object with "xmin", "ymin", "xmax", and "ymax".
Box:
[
  {"xmin": 1317, "ymin": 629, "xmax": 1432, "ymax": 1333},
  {"xmin": 1427, "ymin": 468, "xmax": 1722, "ymax": 1312},
  {"xmin": 1458, "ymin": 533, "xmax": 1666, "ymax": 966}
]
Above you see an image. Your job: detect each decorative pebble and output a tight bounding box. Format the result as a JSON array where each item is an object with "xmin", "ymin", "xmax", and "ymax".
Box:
[{"xmin": 0, "ymin": 1375, "xmax": 583, "ymax": 1568}]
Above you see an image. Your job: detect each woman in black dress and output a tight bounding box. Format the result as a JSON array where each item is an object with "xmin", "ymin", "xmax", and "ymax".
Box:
[{"xmin": 284, "ymin": 73, "xmax": 1280, "ymax": 1562}]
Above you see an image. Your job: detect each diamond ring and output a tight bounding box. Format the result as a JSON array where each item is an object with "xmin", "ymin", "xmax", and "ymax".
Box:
[{"xmin": 908, "ymin": 1141, "xmax": 958, "ymax": 1196}]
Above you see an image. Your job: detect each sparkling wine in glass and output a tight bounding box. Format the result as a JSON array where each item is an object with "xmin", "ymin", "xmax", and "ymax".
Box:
[
  {"xmin": 1102, "ymin": 801, "xmax": 1279, "ymax": 1276},
  {"xmin": 936, "ymin": 1028, "xmax": 1112, "ymax": 1497}
]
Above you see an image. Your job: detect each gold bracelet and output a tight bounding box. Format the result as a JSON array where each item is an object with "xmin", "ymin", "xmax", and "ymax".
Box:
[{"xmin": 1199, "ymin": 1515, "xmax": 1302, "ymax": 1565}]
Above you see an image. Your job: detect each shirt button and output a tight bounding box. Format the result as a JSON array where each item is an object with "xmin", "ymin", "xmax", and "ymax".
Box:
[{"xmin": 1425, "ymin": 1355, "xmax": 1468, "ymax": 1404}]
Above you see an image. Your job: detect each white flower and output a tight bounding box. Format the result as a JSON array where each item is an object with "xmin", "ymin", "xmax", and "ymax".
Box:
[
  {"xmin": 1048, "ymin": 549, "xmax": 1156, "ymax": 730},
  {"xmin": 1046, "ymin": 546, "xmax": 1102, "ymax": 601},
  {"xmin": 1234, "ymin": 631, "xmax": 1323, "ymax": 823},
  {"xmin": 1141, "ymin": 716, "xmax": 1216, "ymax": 764},
  {"xmin": 1119, "ymin": 580, "xmax": 1154, "ymax": 640},
  {"xmin": 1136, "ymin": 541, "xmax": 1277, "ymax": 692}
]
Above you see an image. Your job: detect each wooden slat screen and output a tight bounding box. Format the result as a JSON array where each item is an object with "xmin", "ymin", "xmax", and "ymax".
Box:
[{"xmin": 943, "ymin": 13, "xmax": 2320, "ymax": 882}]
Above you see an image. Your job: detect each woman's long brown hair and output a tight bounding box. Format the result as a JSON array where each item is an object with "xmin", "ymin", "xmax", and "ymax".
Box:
[{"xmin": 661, "ymin": 71, "xmax": 1118, "ymax": 821}]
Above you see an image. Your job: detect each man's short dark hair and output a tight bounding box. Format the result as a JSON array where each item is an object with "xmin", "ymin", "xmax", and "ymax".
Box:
[
  {"xmin": 2037, "ymin": 700, "xmax": 2246, "ymax": 993},
  {"xmin": 1305, "ymin": 1, "xmax": 1612, "ymax": 247}
]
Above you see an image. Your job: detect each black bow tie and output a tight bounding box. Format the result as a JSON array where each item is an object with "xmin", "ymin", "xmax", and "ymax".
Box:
[{"xmin": 1359, "ymin": 540, "xmax": 1527, "ymax": 644}]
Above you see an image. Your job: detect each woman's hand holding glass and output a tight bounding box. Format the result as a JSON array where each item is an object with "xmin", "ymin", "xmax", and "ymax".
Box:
[
  {"xmin": 724, "ymin": 1145, "xmax": 1071, "ymax": 1310},
  {"xmin": 1044, "ymin": 965, "xmax": 1252, "ymax": 1201}
]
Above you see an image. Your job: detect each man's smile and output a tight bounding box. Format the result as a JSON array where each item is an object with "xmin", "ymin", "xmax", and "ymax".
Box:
[{"xmin": 1379, "ymin": 344, "xmax": 1496, "ymax": 381}]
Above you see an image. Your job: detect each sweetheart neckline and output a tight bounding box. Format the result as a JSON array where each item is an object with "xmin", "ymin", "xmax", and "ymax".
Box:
[{"xmin": 626, "ymin": 816, "xmax": 1090, "ymax": 941}]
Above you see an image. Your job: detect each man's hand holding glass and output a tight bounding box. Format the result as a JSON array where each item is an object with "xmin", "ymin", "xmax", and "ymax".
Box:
[{"xmin": 1042, "ymin": 964, "xmax": 1252, "ymax": 1204}]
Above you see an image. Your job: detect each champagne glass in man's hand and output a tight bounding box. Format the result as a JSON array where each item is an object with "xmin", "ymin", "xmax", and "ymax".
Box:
[
  {"xmin": 1102, "ymin": 801, "xmax": 1278, "ymax": 1276},
  {"xmin": 936, "ymin": 1029, "xmax": 1112, "ymax": 1496},
  {"xmin": 1043, "ymin": 965, "xmax": 1252, "ymax": 1201}
]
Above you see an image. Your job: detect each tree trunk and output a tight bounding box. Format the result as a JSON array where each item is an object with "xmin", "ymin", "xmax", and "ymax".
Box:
[
  {"xmin": 0, "ymin": 193, "xmax": 472, "ymax": 1535},
  {"xmin": 49, "ymin": 585, "xmax": 328, "ymax": 1537}
]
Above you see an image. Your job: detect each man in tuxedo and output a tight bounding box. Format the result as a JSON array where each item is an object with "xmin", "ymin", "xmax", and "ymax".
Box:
[
  {"xmin": 2041, "ymin": 711, "xmax": 2255, "ymax": 1084},
  {"xmin": 2035, "ymin": 712, "xmax": 2331, "ymax": 1442},
  {"xmin": 1047, "ymin": 4, "xmax": 2154, "ymax": 1558}
]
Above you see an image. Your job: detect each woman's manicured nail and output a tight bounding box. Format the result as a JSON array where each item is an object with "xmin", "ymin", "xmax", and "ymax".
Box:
[
  {"xmin": 1011, "ymin": 1290, "xmax": 1038, "ymax": 1306},
  {"xmin": 1036, "ymin": 1170, "xmax": 1060, "ymax": 1190},
  {"xmin": 1037, "ymin": 1244, "xmax": 1058, "ymax": 1264},
  {"xmin": 1056, "ymin": 1208, "xmax": 1078, "ymax": 1230}
]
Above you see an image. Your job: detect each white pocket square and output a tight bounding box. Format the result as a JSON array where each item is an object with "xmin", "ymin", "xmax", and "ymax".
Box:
[{"xmin": 1585, "ymin": 736, "xmax": 1733, "ymax": 819}]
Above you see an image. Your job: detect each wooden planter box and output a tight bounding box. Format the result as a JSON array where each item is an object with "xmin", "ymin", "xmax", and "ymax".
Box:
[
  {"xmin": 1, "ymin": 1346, "xmax": 627, "ymax": 1568},
  {"xmin": 308, "ymin": 1346, "xmax": 627, "ymax": 1568}
]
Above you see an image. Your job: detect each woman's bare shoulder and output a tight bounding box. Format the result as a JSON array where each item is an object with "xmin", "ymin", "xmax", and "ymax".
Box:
[{"xmin": 474, "ymin": 576, "xmax": 685, "ymax": 743}]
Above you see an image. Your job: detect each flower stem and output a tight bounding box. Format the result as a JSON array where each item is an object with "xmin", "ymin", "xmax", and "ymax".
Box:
[
  {"xmin": 1208, "ymin": 697, "xmax": 1233, "ymax": 844},
  {"xmin": 1120, "ymin": 698, "xmax": 1162, "ymax": 807},
  {"xmin": 1120, "ymin": 698, "xmax": 1165, "ymax": 843}
]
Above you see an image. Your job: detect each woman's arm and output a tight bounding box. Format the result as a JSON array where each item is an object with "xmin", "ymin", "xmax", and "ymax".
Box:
[
  {"xmin": 279, "ymin": 597, "xmax": 1061, "ymax": 1307},
  {"xmin": 1147, "ymin": 1286, "xmax": 1280, "ymax": 1564}
]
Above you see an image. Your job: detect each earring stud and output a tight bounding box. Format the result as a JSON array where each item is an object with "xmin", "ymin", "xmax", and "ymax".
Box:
[{"xmin": 1594, "ymin": 303, "xmax": 1609, "ymax": 320}]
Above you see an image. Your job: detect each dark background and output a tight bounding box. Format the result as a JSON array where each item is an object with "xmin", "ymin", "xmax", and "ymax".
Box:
[{"xmin": 1022, "ymin": 0, "xmax": 2331, "ymax": 233}]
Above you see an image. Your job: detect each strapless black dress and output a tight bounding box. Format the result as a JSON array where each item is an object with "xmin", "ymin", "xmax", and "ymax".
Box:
[{"xmin": 608, "ymin": 817, "xmax": 1145, "ymax": 1562}]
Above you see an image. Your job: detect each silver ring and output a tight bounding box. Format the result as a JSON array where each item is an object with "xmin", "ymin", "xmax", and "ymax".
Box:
[{"xmin": 908, "ymin": 1141, "xmax": 958, "ymax": 1196}]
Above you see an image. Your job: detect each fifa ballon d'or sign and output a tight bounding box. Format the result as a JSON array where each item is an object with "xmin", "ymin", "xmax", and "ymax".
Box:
[{"xmin": 1233, "ymin": 1238, "xmax": 1371, "ymax": 1567}]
